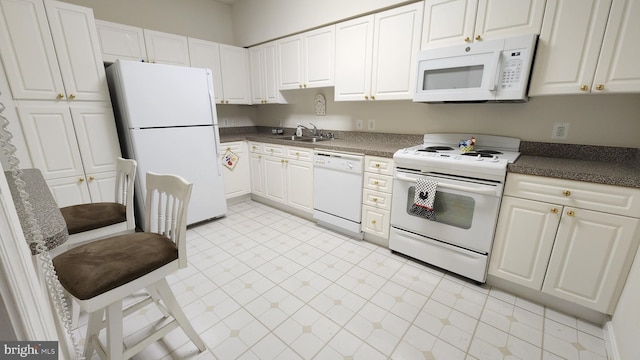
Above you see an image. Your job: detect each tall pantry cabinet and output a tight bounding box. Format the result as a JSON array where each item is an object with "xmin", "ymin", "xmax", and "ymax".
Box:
[{"xmin": 0, "ymin": 0, "xmax": 121, "ymax": 207}]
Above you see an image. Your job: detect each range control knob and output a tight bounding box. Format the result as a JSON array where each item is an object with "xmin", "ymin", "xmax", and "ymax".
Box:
[
  {"xmin": 490, "ymin": 155, "xmax": 499, "ymax": 162},
  {"xmin": 475, "ymin": 154, "xmax": 484, "ymax": 161}
]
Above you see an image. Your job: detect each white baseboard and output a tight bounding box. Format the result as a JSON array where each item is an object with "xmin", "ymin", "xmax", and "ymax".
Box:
[{"xmin": 604, "ymin": 320, "xmax": 619, "ymax": 360}]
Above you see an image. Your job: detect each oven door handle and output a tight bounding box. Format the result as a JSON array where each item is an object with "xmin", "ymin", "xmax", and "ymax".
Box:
[{"xmin": 395, "ymin": 173, "xmax": 501, "ymax": 196}]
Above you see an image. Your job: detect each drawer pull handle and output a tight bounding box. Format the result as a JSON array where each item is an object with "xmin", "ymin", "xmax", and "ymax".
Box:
[
  {"xmin": 563, "ymin": 190, "xmax": 571, "ymax": 197},
  {"xmin": 551, "ymin": 208, "xmax": 559, "ymax": 214},
  {"xmin": 567, "ymin": 210, "xmax": 575, "ymax": 217}
]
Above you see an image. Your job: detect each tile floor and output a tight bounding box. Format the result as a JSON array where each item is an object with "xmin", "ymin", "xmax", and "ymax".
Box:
[{"xmin": 73, "ymin": 200, "xmax": 609, "ymax": 360}]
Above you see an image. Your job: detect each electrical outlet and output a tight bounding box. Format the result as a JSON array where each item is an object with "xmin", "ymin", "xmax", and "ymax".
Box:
[
  {"xmin": 356, "ymin": 119, "xmax": 363, "ymax": 131},
  {"xmin": 368, "ymin": 119, "xmax": 375, "ymax": 131},
  {"xmin": 552, "ymin": 122, "xmax": 570, "ymax": 140}
]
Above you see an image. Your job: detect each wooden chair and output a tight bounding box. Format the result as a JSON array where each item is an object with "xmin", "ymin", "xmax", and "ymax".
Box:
[
  {"xmin": 52, "ymin": 172, "xmax": 206, "ymax": 360},
  {"xmin": 50, "ymin": 157, "xmax": 137, "ymax": 257}
]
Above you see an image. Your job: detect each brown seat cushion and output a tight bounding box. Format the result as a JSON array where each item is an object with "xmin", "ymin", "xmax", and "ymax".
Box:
[
  {"xmin": 60, "ymin": 202, "xmax": 126, "ymax": 234},
  {"xmin": 53, "ymin": 233, "xmax": 178, "ymax": 300}
]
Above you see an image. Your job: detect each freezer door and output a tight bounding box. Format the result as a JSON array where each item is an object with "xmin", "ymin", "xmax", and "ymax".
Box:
[
  {"xmin": 112, "ymin": 60, "xmax": 217, "ymax": 128},
  {"xmin": 129, "ymin": 126, "xmax": 226, "ymax": 229}
]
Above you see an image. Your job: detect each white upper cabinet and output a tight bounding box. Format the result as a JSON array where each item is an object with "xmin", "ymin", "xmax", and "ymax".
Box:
[
  {"xmin": 335, "ymin": 2, "xmax": 423, "ymax": 101},
  {"xmin": 0, "ymin": 0, "xmax": 108, "ymax": 101},
  {"xmin": 250, "ymin": 41, "xmax": 284, "ymax": 104},
  {"xmin": 422, "ymin": 0, "xmax": 546, "ymax": 49},
  {"xmin": 529, "ymin": 0, "xmax": 640, "ymax": 95},
  {"xmin": 143, "ymin": 29, "xmax": 190, "ymax": 66},
  {"xmin": 278, "ymin": 25, "xmax": 335, "ymax": 90},
  {"xmin": 95, "ymin": 20, "xmax": 146, "ymax": 63},
  {"xmin": 189, "ymin": 38, "xmax": 251, "ymax": 104}
]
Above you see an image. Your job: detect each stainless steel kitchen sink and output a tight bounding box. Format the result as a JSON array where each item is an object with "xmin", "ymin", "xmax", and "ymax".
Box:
[{"xmin": 277, "ymin": 135, "xmax": 330, "ymax": 143}]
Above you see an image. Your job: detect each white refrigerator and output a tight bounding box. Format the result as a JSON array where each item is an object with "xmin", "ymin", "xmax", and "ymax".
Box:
[{"xmin": 106, "ymin": 60, "xmax": 226, "ymax": 230}]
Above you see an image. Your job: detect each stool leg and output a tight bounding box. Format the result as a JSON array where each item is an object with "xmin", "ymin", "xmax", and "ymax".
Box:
[
  {"xmin": 106, "ymin": 300, "xmax": 124, "ymax": 360},
  {"xmin": 154, "ymin": 279, "xmax": 206, "ymax": 351},
  {"xmin": 83, "ymin": 308, "xmax": 104, "ymax": 360}
]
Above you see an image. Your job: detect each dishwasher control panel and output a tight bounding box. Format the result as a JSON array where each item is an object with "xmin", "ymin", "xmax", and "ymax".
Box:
[{"xmin": 314, "ymin": 151, "xmax": 364, "ymax": 173}]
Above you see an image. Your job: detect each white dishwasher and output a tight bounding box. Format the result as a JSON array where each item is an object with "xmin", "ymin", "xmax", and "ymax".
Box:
[{"xmin": 313, "ymin": 150, "xmax": 364, "ymax": 239}]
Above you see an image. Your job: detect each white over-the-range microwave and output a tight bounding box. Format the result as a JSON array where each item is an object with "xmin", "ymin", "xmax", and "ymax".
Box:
[{"xmin": 413, "ymin": 34, "xmax": 538, "ymax": 103}]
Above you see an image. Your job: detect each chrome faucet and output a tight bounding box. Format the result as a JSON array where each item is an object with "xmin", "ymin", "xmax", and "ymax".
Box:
[{"xmin": 309, "ymin": 123, "xmax": 318, "ymax": 137}]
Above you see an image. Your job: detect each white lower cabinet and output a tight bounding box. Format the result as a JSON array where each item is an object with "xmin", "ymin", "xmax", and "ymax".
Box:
[
  {"xmin": 248, "ymin": 142, "xmax": 313, "ymax": 214},
  {"xmin": 220, "ymin": 141, "xmax": 250, "ymax": 199},
  {"xmin": 489, "ymin": 173, "xmax": 640, "ymax": 314},
  {"xmin": 361, "ymin": 156, "xmax": 394, "ymax": 239}
]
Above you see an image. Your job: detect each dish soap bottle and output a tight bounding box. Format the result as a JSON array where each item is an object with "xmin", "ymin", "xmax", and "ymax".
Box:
[{"xmin": 296, "ymin": 124, "xmax": 303, "ymax": 137}]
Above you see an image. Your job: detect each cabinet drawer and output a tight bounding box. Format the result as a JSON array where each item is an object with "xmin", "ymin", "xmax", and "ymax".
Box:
[
  {"xmin": 263, "ymin": 144, "xmax": 284, "ymax": 157},
  {"xmin": 361, "ymin": 205, "xmax": 390, "ymax": 239},
  {"xmin": 364, "ymin": 155, "xmax": 394, "ymax": 176},
  {"xmin": 221, "ymin": 141, "xmax": 246, "ymax": 154},
  {"xmin": 362, "ymin": 188, "xmax": 392, "ymax": 211},
  {"xmin": 285, "ymin": 146, "xmax": 313, "ymax": 161},
  {"xmin": 363, "ymin": 172, "xmax": 393, "ymax": 193},
  {"xmin": 505, "ymin": 173, "xmax": 640, "ymax": 217},
  {"xmin": 248, "ymin": 142, "xmax": 263, "ymax": 153}
]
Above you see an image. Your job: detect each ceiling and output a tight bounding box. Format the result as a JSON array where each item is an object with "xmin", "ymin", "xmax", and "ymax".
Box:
[{"xmin": 215, "ymin": 0, "xmax": 237, "ymax": 4}]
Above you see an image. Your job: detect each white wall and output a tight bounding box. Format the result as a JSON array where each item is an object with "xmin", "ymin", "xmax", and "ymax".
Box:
[
  {"xmin": 231, "ymin": 0, "xmax": 414, "ymax": 46},
  {"xmin": 259, "ymin": 88, "xmax": 640, "ymax": 147},
  {"xmin": 61, "ymin": 0, "xmax": 235, "ymax": 44}
]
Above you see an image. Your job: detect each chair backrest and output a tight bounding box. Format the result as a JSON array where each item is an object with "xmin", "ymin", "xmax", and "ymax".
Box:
[
  {"xmin": 114, "ymin": 157, "xmax": 137, "ymax": 230},
  {"xmin": 143, "ymin": 172, "xmax": 193, "ymax": 268}
]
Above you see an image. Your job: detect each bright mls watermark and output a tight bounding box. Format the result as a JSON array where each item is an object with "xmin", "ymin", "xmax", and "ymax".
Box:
[{"xmin": 1, "ymin": 341, "xmax": 57, "ymax": 359}]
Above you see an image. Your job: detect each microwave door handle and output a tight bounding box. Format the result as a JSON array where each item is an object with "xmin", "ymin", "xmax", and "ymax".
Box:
[
  {"xmin": 487, "ymin": 51, "xmax": 502, "ymax": 91},
  {"xmin": 395, "ymin": 173, "xmax": 500, "ymax": 196}
]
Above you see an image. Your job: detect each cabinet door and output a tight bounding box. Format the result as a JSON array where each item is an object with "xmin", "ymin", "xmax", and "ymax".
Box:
[
  {"xmin": 304, "ymin": 25, "xmax": 335, "ymax": 88},
  {"xmin": 249, "ymin": 46, "xmax": 265, "ymax": 104},
  {"xmin": 221, "ymin": 142, "xmax": 250, "ymax": 199},
  {"xmin": 263, "ymin": 155, "xmax": 286, "ymax": 203},
  {"xmin": 86, "ymin": 170, "xmax": 116, "ymax": 203},
  {"xmin": 143, "ymin": 29, "xmax": 190, "ymax": 66},
  {"xmin": 44, "ymin": 0, "xmax": 109, "ymax": 101},
  {"xmin": 528, "ymin": 0, "xmax": 612, "ymax": 96},
  {"xmin": 219, "ymin": 44, "xmax": 251, "ymax": 104},
  {"xmin": 335, "ymin": 15, "xmax": 374, "ymax": 101},
  {"xmin": 489, "ymin": 196, "xmax": 561, "ymax": 290},
  {"xmin": 69, "ymin": 103, "xmax": 121, "ymax": 174},
  {"xmin": 188, "ymin": 38, "xmax": 223, "ymax": 104},
  {"xmin": 17, "ymin": 102, "xmax": 84, "ymax": 179},
  {"xmin": 421, "ymin": 0, "xmax": 478, "ymax": 49},
  {"xmin": 262, "ymin": 41, "xmax": 282, "ymax": 103},
  {"xmin": 286, "ymin": 158, "xmax": 313, "ymax": 213},
  {"xmin": 95, "ymin": 20, "xmax": 146, "ymax": 63},
  {"xmin": 249, "ymin": 153, "xmax": 264, "ymax": 196},
  {"xmin": 278, "ymin": 35, "xmax": 303, "ymax": 90},
  {"xmin": 592, "ymin": 0, "xmax": 640, "ymax": 94},
  {"xmin": 0, "ymin": 0, "xmax": 65, "ymax": 100},
  {"xmin": 362, "ymin": 205, "xmax": 390, "ymax": 238},
  {"xmin": 371, "ymin": 1, "xmax": 424, "ymax": 100},
  {"xmin": 47, "ymin": 175, "xmax": 91, "ymax": 207},
  {"xmin": 474, "ymin": 0, "xmax": 546, "ymax": 42},
  {"xmin": 542, "ymin": 207, "xmax": 640, "ymax": 314}
]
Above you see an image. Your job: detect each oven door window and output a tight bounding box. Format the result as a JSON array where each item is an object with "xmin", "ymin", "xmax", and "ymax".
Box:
[{"xmin": 406, "ymin": 186, "xmax": 474, "ymax": 229}]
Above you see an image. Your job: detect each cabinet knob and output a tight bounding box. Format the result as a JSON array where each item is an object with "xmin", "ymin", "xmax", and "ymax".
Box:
[
  {"xmin": 372, "ymin": 198, "xmax": 378, "ymax": 202},
  {"xmin": 373, "ymin": 180, "xmax": 379, "ymax": 185},
  {"xmin": 78, "ymin": 178, "xmax": 85, "ymax": 182},
  {"xmin": 299, "ymin": 84, "xmax": 303, "ymax": 88},
  {"xmin": 375, "ymin": 163, "xmax": 380, "ymax": 168},
  {"xmin": 303, "ymin": 84, "xmax": 307, "ymax": 88},
  {"xmin": 596, "ymin": 84, "xmax": 605, "ymax": 91},
  {"xmin": 580, "ymin": 85, "xmax": 589, "ymax": 91},
  {"xmin": 56, "ymin": 93, "xmax": 64, "ymax": 99},
  {"xmin": 475, "ymin": 35, "xmax": 482, "ymax": 41},
  {"xmin": 89, "ymin": 176, "xmax": 95, "ymax": 181},
  {"xmin": 464, "ymin": 37, "xmax": 471, "ymax": 42},
  {"xmin": 562, "ymin": 190, "xmax": 571, "ymax": 197},
  {"xmin": 364, "ymin": 95, "xmax": 369, "ymax": 100},
  {"xmin": 567, "ymin": 210, "xmax": 575, "ymax": 217},
  {"xmin": 225, "ymin": 100, "xmax": 229, "ymax": 104},
  {"xmin": 281, "ymin": 159, "xmax": 285, "ymax": 163},
  {"xmin": 371, "ymin": 220, "xmax": 377, "ymax": 224},
  {"xmin": 551, "ymin": 208, "xmax": 559, "ymax": 214},
  {"xmin": 69, "ymin": 94, "xmax": 76, "ymax": 100},
  {"xmin": 371, "ymin": 95, "xmax": 375, "ymax": 100},
  {"xmin": 252, "ymin": 146, "xmax": 256, "ymax": 150},
  {"xmin": 258, "ymin": 155, "xmax": 262, "ymax": 159},
  {"xmin": 295, "ymin": 152, "xmax": 300, "ymax": 156},
  {"xmin": 227, "ymin": 147, "xmax": 231, "ymax": 151},
  {"xmin": 270, "ymin": 149, "xmax": 274, "ymax": 153}
]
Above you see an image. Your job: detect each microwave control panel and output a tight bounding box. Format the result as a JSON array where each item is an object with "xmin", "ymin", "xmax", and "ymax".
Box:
[{"xmin": 499, "ymin": 50, "xmax": 528, "ymax": 89}]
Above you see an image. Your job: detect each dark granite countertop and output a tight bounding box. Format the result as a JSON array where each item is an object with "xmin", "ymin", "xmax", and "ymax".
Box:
[
  {"xmin": 220, "ymin": 126, "xmax": 421, "ymax": 158},
  {"xmin": 221, "ymin": 128, "xmax": 640, "ymax": 188},
  {"xmin": 508, "ymin": 142, "xmax": 640, "ymax": 188}
]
